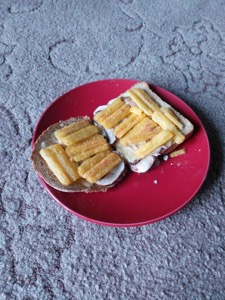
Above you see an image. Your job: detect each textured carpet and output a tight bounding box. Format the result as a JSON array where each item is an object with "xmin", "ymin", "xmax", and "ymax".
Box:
[{"xmin": 0, "ymin": 0, "xmax": 225, "ymax": 299}]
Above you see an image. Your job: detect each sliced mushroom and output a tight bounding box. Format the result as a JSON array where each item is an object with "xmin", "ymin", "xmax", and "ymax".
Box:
[
  {"xmin": 93, "ymin": 105, "xmax": 108, "ymax": 115},
  {"xmin": 130, "ymin": 155, "xmax": 155, "ymax": 173},
  {"xmin": 93, "ymin": 122, "xmax": 116, "ymax": 144},
  {"xmin": 129, "ymin": 146, "xmax": 168, "ymax": 173},
  {"xmin": 105, "ymin": 128, "xmax": 116, "ymax": 144},
  {"xmin": 96, "ymin": 161, "xmax": 125, "ymax": 186}
]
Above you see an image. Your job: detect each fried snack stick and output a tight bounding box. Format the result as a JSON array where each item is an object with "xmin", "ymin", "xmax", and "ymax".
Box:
[
  {"xmin": 66, "ymin": 134, "xmax": 107, "ymax": 157},
  {"xmin": 132, "ymin": 88, "xmax": 160, "ymax": 112},
  {"xmin": 127, "ymin": 126, "xmax": 162, "ymax": 145},
  {"xmin": 120, "ymin": 117, "xmax": 158, "ymax": 146},
  {"xmin": 101, "ymin": 104, "xmax": 130, "ymax": 129},
  {"xmin": 94, "ymin": 98, "xmax": 124, "ymax": 125},
  {"xmin": 60, "ymin": 125, "xmax": 98, "ymax": 146},
  {"xmin": 82, "ymin": 152, "xmax": 121, "ymax": 183},
  {"xmin": 72, "ymin": 144, "xmax": 110, "ymax": 162},
  {"xmin": 40, "ymin": 144, "xmax": 80, "ymax": 185},
  {"xmin": 160, "ymin": 107, "xmax": 184, "ymax": 130},
  {"xmin": 54, "ymin": 119, "xmax": 90, "ymax": 142},
  {"xmin": 114, "ymin": 113, "xmax": 145, "ymax": 138},
  {"xmin": 136, "ymin": 130, "xmax": 173, "ymax": 158},
  {"xmin": 130, "ymin": 107, "xmax": 143, "ymax": 115},
  {"xmin": 78, "ymin": 150, "xmax": 111, "ymax": 176},
  {"xmin": 169, "ymin": 148, "xmax": 186, "ymax": 158},
  {"xmin": 127, "ymin": 89, "xmax": 153, "ymax": 116},
  {"xmin": 152, "ymin": 110, "xmax": 185, "ymax": 144}
]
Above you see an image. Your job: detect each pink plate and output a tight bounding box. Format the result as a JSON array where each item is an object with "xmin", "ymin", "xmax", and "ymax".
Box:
[{"xmin": 32, "ymin": 79, "xmax": 210, "ymax": 227}]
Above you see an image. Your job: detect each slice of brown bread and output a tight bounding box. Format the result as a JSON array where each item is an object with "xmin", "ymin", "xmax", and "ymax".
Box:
[{"xmin": 31, "ymin": 117, "xmax": 126, "ymax": 192}]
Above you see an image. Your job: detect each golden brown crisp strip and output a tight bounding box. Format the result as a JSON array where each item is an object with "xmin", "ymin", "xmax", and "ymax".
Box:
[
  {"xmin": 114, "ymin": 113, "xmax": 145, "ymax": 138},
  {"xmin": 160, "ymin": 107, "xmax": 184, "ymax": 130},
  {"xmin": 130, "ymin": 107, "xmax": 143, "ymax": 115},
  {"xmin": 78, "ymin": 150, "xmax": 111, "ymax": 176},
  {"xmin": 54, "ymin": 120, "xmax": 90, "ymax": 141},
  {"xmin": 136, "ymin": 130, "xmax": 173, "ymax": 158},
  {"xmin": 127, "ymin": 89, "xmax": 153, "ymax": 116},
  {"xmin": 127, "ymin": 126, "xmax": 162, "ymax": 145},
  {"xmin": 132, "ymin": 88, "xmax": 159, "ymax": 112},
  {"xmin": 83, "ymin": 153, "xmax": 121, "ymax": 183},
  {"xmin": 39, "ymin": 144, "xmax": 80, "ymax": 185},
  {"xmin": 120, "ymin": 117, "xmax": 157, "ymax": 146},
  {"xmin": 152, "ymin": 110, "xmax": 185, "ymax": 144},
  {"xmin": 60, "ymin": 125, "xmax": 98, "ymax": 146},
  {"xmin": 72, "ymin": 144, "xmax": 110, "ymax": 162},
  {"xmin": 66, "ymin": 134, "xmax": 107, "ymax": 157},
  {"xmin": 94, "ymin": 98, "xmax": 124, "ymax": 124},
  {"xmin": 101, "ymin": 104, "xmax": 130, "ymax": 129},
  {"xmin": 169, "ymin": 148, "xmax": 186, "ymax": 158}
]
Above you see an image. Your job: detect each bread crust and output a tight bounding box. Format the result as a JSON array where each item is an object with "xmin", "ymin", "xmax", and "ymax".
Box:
[{"xmin": 31, "ymin": 117, "xmax": 126, "ymax": 192}]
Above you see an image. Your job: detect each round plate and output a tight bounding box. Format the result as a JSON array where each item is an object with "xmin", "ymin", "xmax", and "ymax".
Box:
[{"xmin": 32, "ymin": 79, "xmax": 210, "ymax": 227}]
